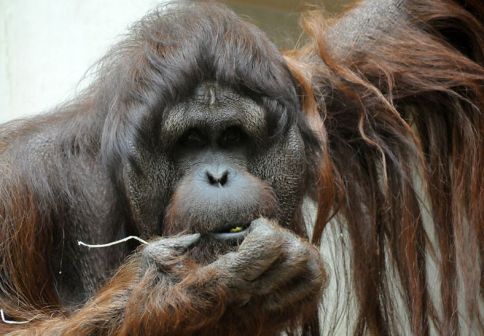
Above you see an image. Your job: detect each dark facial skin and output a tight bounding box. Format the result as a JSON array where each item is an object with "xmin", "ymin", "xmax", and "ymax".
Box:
[
  {"xmin": 165, "ymin": 83, "xmax": 282, "ymax": 237},
  {"xmin": 124, "ymin": 82, "xmax": 308, "ymax": 249}
]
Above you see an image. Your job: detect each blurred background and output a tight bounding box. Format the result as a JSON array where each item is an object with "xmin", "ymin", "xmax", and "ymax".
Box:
[{"xmin": 0, "ymin": 0, "xmax": 353, "ymax": 123}]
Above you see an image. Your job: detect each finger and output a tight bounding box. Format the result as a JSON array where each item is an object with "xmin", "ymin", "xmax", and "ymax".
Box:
[
  {"xmin": 143, "ymin": 233, "xmax": 201, "ymax": 260},
  {"xmin": 238, "ymin": 217, "xmax": 280, "ymax": 251},
  {"xmin": 208, "ymin": 223, "xmax": 285, "ymax": 288},
  {"xmin": 262, "ymin": 254, "xmax": 326, "ymax": 312},
  {"xmin": 250, "ymin": 232, "xmax": 312, "ymax": 296},
  {"xmin": 262, "ymin": 277, "xmax": 321, "ymax": 313},
  {"xmin": 157, "ymin": 233, "xmax": 201, "ymax": 249},
  {"xmin": 245, "ymin": 217, "xmax": 278, "ymax": 235}
]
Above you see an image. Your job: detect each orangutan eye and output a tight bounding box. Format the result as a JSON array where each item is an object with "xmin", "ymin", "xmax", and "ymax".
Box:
[
  {"xmin": 180, "ymin": 129, "xmax": 206, "ymax": 147},
  {"xmin": 220, "ymin": 126, "xmax": 244, "ymax": 147}
]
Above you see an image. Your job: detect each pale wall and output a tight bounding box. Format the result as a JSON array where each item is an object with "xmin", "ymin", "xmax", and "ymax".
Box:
[{"xmin": 0, "ymin": 0, "xmax": 163, "ymax": 123}]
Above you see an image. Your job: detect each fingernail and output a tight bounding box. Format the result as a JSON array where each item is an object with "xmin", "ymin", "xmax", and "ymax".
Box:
[{"xmin": 177, "ymin": 233, "xmax": 201, "ymax": 247}]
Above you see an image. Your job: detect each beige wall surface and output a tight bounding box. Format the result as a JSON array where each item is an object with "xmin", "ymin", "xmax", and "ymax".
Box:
[{"xmin": 0, "ymin": 0, "xmax": 163, "ymax": 123}]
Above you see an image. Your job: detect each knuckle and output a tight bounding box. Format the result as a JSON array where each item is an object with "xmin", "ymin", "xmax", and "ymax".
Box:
[
  {"xmin": 306, "ymin": 258, "xmax": 327, "ymax": 288},
  {"xmin": 243, "ymin": 229, "xmax": 282, "ymax": 251},
  {"xmin": 282, "ymin": 234, "xmax": 309, "ymax": 259}
]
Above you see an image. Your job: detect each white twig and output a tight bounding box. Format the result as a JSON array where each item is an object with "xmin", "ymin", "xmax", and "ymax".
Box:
[
  {"xmin": 78, "ymin": 235, "xmax": 148, "ymax": 248},
  {"xmin": 0, "ymin": 309, "xmax": 31, "ymax": 325}
]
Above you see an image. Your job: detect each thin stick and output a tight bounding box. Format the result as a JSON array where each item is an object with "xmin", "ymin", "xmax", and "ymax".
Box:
[
  {"xmin": 0, "ymin": 309, "xmax": 31, "ymax": 325},
  {"xmin": 78, "ymin": 235, "xmax": 148, "ymax": 248}
]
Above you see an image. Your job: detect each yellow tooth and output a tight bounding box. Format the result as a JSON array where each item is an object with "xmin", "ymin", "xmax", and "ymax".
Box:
[{"xmin": 229, "ymin": 226, "xmax": 243, "ymax": 233}]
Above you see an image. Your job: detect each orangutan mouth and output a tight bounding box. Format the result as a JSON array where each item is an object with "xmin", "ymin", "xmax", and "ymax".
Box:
[{"xmin": 209, "ymin": 222, "xmax": 251, "ymax": 241}]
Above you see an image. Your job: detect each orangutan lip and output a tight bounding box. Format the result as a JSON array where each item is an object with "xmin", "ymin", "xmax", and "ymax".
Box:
[{"xmin": 210, "ymin": 223, "xmax": 250, "ymax": 241}]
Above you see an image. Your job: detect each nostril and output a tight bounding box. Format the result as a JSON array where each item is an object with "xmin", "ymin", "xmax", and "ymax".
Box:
[
  {"xmin": 219, "ymin": 171, "xmax": 228, "ymax": 186},
  {"xmin": 206, "ymin": 169, "xmax": 229, "ymax": 187},
  {"xmin": 206, "ymin": 171, "xmax": 216, "ymax": 185}
]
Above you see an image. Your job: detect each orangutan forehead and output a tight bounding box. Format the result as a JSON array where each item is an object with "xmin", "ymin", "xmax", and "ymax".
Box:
[{"xmin": 162, "ymin": 83, "xmax": 266, "ymax": 135}]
